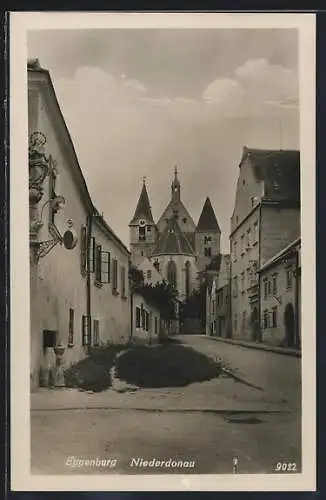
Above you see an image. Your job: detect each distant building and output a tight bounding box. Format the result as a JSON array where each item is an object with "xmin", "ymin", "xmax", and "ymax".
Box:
[
  {"xmin": 28, "ymin": 60, "xmax": 130, "ymax": 390},
  {"xmin": 259, "ymin": 238, "xmax": 301, "ymax": 348},
  {"xmin": 206, "ymin": 254, "xmax": 231, "ymax": 338},
  {"xmin": 129, "ymin": 169, "xmax": 221, "ymax": 305},
  {"xmin": 230, "ymin": 146, "xmax": 300, "ymax": 342}
]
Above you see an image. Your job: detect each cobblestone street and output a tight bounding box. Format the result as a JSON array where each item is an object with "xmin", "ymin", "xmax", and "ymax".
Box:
[{"xmin": 31, "ymin": 335, "xmax": 301, "ymax": 475}]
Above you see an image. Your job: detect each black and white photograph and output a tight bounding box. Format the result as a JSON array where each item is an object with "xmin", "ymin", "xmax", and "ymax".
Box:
[{"xmin": 10, "ymin": 12, "xmax": 316, "ymax": 492}]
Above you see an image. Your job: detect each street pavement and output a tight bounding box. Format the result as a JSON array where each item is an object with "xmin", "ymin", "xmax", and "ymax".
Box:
[
  {"xmin": 177, "ymin": 335, "xmax": 301, "ymax": 411},
  {"xmin": 31, "ymin": 334, "xmax": 302, "ymax": 475}
]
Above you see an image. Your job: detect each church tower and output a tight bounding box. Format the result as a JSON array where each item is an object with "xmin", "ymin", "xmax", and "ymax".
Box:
[
  {"xmin": 129, "ymin": 179, "xmax": 157, "ymax": 266},
  {"xmin": 195, "ymin": 197, "xmax": 221, "ymax": 272}
]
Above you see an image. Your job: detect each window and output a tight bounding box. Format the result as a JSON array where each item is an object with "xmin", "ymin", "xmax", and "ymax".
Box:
[
  {"xmin": 80, "ymin": 226, "xmax": 87, "ymax": 274},
  {"xmin": 145, "ymin": 311, "xmax": 149, "ymax": 332},
  {"xmin": 272, "ymin": 274, "xmax": 278, "ymax": 295},
  {"xmin": 240, "ymin": 235, "xmax": 245, "ymax": 255},
  {"xmin": 253, "ymin": 221, "xmax": 258, "ymax": 244},
  {"xmin": 121, "ymin": 266, "xmax": 126, "ymax": 297},
  {"xmin": 242, "ymin": 311, "xmax": 246, "ymax": 330},
  {"xmin": 233, "ymin": 276, "xmax": 238, "ymax": 297},
  {"xmin": 139, "ymin": 226, "xmax": 146, "ymax": 241},
  {"xmin": 263, "ymin": 310, "xmax": 269, "ymax": 329},
  {"xmin": 68, "ymin": 308, "xmax": 74, "ymax": 346},
  {"xmin": 250, "ymin": 196, "xmax": 257, "ymax": 208},
  {"xmin": 136, "ymin": 307, "xmax": 141, "ymax": 328},
  {"xmin": 93, "ymin": 319, "xmax": 100, "ymax": 346},
  {"xmin": 153, "ymin": 260, "xmax": 160, "ymax": 272},
  {"xmin": 263, "ymin": 279, "xmax": 268, "ymax": 299},
  {"xmin": 233, "ymin": 241, "xmax": 237, "ymax": 261},
  {"xmin": 204, "ymin": 236, "xmax": 211, "ymax": 245},
  {"xmin": 154, "ymin": 317, "xmax": 158, "ymax": 334},
  {"xmin": 185, "ymin": 261, "xmax": 191, "ymax": 297},
  {"xmin": 182, "ymin": 218, "xmax": 187, "ymax": 224},
  {"xmin": 141, "ymin": 307, "xmax": 146, "ymax": 330},
  {"xmin": 204, "ymin": 247, "xmax": 212, "ymax": 257},
  {"xmin": 242, "ymin": 179, "xmax": 245, "ymax": 186},
  {"xmin": 247, "ymin": 228, "xmax": 252, "ymax": 249},
  {"xmin": 101, "ymin": 251, "xmax": 111, "ymax": 284},
  {"xmin": 112, "ymin": 259, "xmax": 118, "ymax": 292},
  {"xmin": 167, "ymin": 260, "xmax": 177, "ymax": 289},
  {"xmin": 95, "ymin": 244, "xmax": 102, "ymax": 283},
  {"xmin": 241, "ymin": 272, "xmax": 245, "ymax": 293},
  {"xmin": 272, "ymin": 307, "xmax": 278, "ymax": 328},
  {"xmin": 286, "ymin": 268, "xmax": 293, "ymax": 289},
  {"xmin": 146, "ymin": 270, "xmax": 152, "ymax": 280},
  {"xmin": 268, "ymin": 280, "xmax": 272, "ymax": 295},
  {"xmin": 82, "ymin": 315, "xmax": 91, "ymax": 346},
  {"xmin": 147, "ymin": 226, "xmax": 151, "ymax": 232}
]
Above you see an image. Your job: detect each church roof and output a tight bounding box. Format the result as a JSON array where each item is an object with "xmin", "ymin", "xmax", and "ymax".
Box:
[
  {"xmin": 130, "ymin": 181, "xmax": 154, "ymax": 225},
  {"xmin": 196, "ymin": 197, "xmax": 221, "ymax": 232},
  {"xmin": 241, "ymin": 147, "xmax": 300, "ymax": 201},
  {"xmin": 152, "ymin": 216, "xmax": 195, "ymax": 256}
]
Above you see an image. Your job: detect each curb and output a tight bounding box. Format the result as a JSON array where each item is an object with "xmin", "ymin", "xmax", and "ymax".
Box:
[
  {"xmin": 31, "ymin": 406, "xmax": 289, "ymax": 414},
  {"xmin": 202, "ymin": 336, "xmax": 301, "ymax": 357}
]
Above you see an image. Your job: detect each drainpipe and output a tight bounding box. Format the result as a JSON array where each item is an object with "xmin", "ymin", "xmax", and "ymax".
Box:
[{"xmin": 86, "ymin": 213, "xmax": 92, "ymax": 351}]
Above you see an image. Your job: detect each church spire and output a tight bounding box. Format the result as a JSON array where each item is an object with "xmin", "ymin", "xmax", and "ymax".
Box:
[
  {"xmin": 129, "ymin": 178, "xmax": 154, "ymax": 225},
  {"xmin": 196, "ymin": 197, "xmax": 221, "ymax": 232},
  {"xmin": 171, "ymin": 165, "xmax": 181, "ymax": 202}
]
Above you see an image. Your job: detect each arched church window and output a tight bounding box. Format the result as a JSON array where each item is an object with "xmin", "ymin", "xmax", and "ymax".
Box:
[
  {"xmin": 185, "ymin": 261, "xmax": 191, "ymax": 297},
  {"xmin": 167, "ymin": 260, "xmax": 177, "ymax": 289}
]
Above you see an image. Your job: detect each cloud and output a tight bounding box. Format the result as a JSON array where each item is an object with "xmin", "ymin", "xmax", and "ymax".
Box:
[
  {"xmin": 52, "ymin": 62, "xmax": 299, "ymax": 250},
  {"xmin": 203, "ymin": 58, "xmax": 298, "ymax": 117}
]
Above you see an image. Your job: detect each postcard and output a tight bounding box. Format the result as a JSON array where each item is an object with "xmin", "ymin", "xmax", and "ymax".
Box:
[{"xmin": 10, "ymin": 11, "xmax": 316, "ymax": 492}]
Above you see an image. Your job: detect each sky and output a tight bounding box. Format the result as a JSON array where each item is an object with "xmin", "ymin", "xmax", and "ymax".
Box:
[{"xmin": 28, "ymin": 28, "xmax": 299, "ymax": 252}]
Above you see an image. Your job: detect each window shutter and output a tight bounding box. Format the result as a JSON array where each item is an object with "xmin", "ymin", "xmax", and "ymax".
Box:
[
  {"xmin": 95, "ymin": 244, "xmax": 102, "ymax": 282},
  {"xmin": 136, "ymin": 307, "xmax": 141, "ymax": 328},
  {"xmin": 88, "ymin": 237, "xmax": 96, "ymax": 273},
  {"xmin": 101, "ymin": 251, "xmax": 111, "ymax": 284},
  {"xmin": 82, "ymin": 315, "xmax": 87, "ymax": 346},
  {"xmin": 80, "ymin": 226, "xmax": 87, "ymax": 273}
]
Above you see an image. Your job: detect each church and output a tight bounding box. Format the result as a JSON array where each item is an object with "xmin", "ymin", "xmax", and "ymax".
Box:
[{"xmin": 129, "ymin": 167, "xmax": 221, "ymax": 303}]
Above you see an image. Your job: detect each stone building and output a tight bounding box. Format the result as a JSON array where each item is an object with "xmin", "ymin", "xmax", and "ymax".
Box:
[
  {"xmin": 129, "ymin": 169, "xmax": 221, "ymax": 305},
  {"xmin": 230, "ymin": 146, "xmax": 300, "ymax": 342},
  {"xmin": 259, "ymin": 238, "xmax": 301, "ymax": 348},
  {"xmin": 28, "ymin": 60, "xmax": 130, "ymax": 390},
  {"xmin": 206, "ymin": 254, "xmax": 231, "ymax": 338}
]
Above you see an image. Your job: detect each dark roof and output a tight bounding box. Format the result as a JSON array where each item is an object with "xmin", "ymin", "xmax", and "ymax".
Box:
[
  {"xmin": 152, "ymin": 216, "xmax": 195, "ymax": 256},
  {"xmin": 196, "ymin": 197, "xmax": 220, "ymax": 232},
  {"xmin": 130, "ymin": 182, "xmax": 154, "ymax": 224},
  {"xmin": 241, "ymin": 147, "xmax": 300, "ymax": 201},
  {"xmin": 28, "ymin": 63, "xmax": 130, "ymax": 256}
]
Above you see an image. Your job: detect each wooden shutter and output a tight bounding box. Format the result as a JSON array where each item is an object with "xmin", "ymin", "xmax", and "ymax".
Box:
[
  {"xmin": 68, "ymin": 308, "xmax": 74, "ymax": 345},
  {"xmin": 95, "ymin": 244, "xmax": 102, "ymax": 282},
  {"xmin": 82, "ymin": 315, "xmax": 87, "ymax": 346},
  {"xmin": 121, "ymin": 266, "xmax": 126, "ymax": 296},
  {"xmin": 80, "ymin": 226, "xmax": 87, "ymax": 273},
  {"xmin": 88, "ymin": 237, "xmax": 96, "ymax": 273},
  {"xmin": 136, "ymin": 307, "xmax": 141, "ymax": 328},
  {"xmin": 101, "ymin": 251, "xmax": 111, "ymax": 284},
  {"xmin": 113, "ymin": 259, "xmax": 118, "ymax": 290}
]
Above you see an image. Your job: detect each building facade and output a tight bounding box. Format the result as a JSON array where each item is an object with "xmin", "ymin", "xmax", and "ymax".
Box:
[
  {"xmin": 28, "ymin": 60, "xmax": 130, "ymax": 390},
  {"xmin": 230, "ymin": 147, "xmax": 300, "ymax": 342},
  {"xmin": 259, "ymin": 238, "xmax": 301, "ymax": 348},
  {"xmin": 206, "ymin": 254, "xmax": 231, "ymax": 338},
  {"xmin": 131, "ymin": 292, "xmax": 161, "ymax": 345}
]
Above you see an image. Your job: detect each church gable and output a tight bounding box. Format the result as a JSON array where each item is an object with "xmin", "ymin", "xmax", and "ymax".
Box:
[{"xmin": 157, "ymin": 201, "xmax": 196, "ymax": 234}]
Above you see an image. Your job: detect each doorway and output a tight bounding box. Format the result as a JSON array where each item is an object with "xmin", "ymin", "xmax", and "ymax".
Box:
[{"xmin": 284, "ymin": 303, "xmax": 295, "ymax": 347}]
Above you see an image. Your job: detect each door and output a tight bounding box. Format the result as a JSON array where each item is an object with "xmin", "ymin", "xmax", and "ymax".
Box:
[
  {"xmin": 284, "ymin": 303, "xmax": 295, "ymax": 347},
  {"xmin": 251, "ymin": 307, "xmax": 260, "ymax": 342}
]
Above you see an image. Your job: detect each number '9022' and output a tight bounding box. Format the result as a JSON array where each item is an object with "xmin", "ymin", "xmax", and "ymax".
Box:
[{"xmin": 275, "ymin": 462, "xmax": 297, "ymax": 472}]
